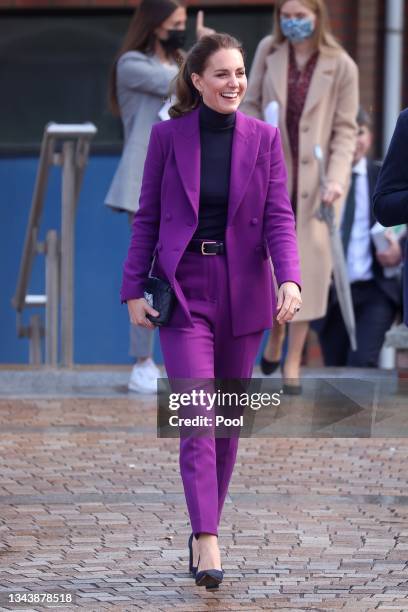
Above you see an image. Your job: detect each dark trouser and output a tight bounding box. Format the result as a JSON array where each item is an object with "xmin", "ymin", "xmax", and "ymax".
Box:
[{"xmin": 317, "ymin": 280, "xmax": 397, "ymax": 367}]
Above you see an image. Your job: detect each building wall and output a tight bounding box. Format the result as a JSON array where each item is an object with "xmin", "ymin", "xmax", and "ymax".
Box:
[
  {"xmin": 1, "ymin": 0, "xmax": 387, "ymax": 135},
  {"xmin": 356, "ymin": 0, "xmax": 385, "ymax": 154},
  {"xmin": 4, "ymin": 0, "xmax": 388, "ymax": 152},
  {"xmin": 326, "ymin": 0, "xmax": 358, "ymax": 56}
]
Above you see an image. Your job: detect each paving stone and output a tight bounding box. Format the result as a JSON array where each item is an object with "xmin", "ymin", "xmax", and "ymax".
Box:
[{"xmin": 0, "ymin": 382, "xmax": 408, "ymax": 609}]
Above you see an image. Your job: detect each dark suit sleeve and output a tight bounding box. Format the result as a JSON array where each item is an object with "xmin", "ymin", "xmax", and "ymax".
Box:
[{"xmin": 373, "ymin": 109, "xmax": 408, "ymax": 226}]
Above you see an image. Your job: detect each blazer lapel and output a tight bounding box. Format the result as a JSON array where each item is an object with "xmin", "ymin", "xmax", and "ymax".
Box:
[
  {"xmin": 172, "ymin": 107, "xmax": 201, "ymax": 219},
  {"xmin": 264, "ymin": 40, "xmax": 289, "ymax": 111},
  {"xmin": 228, "ymin": 110, "xmax": 260, "ymax": 223},
  {"xmin": 302, "ymin": 50, "xmax": 337, "ymax": 117},
  {"xmin": 172, "ymin": 107, "xmax": 260, "ymax": 224},
  {"xmin": 264, "ymin": 42, "xmax": 290, "ymax": 159},
  {"xmin": 262, "ymin": 44, "xmax": 337, "ymax": 136}
]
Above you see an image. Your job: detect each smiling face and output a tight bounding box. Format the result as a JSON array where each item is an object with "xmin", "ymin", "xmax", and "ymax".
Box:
[{"xmin": 191, "ymin": 48, "xmax": 247, "ymax": 114}]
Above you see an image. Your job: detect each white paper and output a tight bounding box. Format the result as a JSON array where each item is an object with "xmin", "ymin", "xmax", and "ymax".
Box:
[
  {"xmin": 370, "ymin": 222, "xmax": 404, "ymax": 278},
  {"xmin": 158, "ymin": 98, "xmax": 173, "ymax": 121},
  {"xmin": 263, "ymin": 100, "xmax": 279, "ymax": 127}
]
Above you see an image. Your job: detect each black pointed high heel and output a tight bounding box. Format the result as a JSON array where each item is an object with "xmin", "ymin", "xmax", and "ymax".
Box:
[
  {"xmin": 188, "ymin": 533, "xmax": 198, "ymax": 576},
  {"xmin": 195, "ymin": 566, "xmax": 224, "ymax": 590},
  {"xmin": 194, "ymin": 533, "xmax": 224, "ymax": 590},
  {"xmin": 260, "ymin": 355, "xmax": 280, "ymax": 375}
]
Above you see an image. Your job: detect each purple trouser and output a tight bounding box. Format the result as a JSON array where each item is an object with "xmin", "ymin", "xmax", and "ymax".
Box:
[{"xmin": 159, "ymin": 251, "xmax": 263, "ymax": 536}]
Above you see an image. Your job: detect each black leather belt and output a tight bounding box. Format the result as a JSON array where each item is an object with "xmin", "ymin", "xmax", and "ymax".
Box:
[{"xmin": 186, "ymin": 239, "xmax": 225, "ymax": 255}]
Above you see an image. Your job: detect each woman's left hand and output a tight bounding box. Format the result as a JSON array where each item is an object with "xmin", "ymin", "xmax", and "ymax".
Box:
[
  {"xmin": 196, "ymin": 10, "xmax": 215, "ymax": 40},
  {"xmin": 322, "ymin": 180, "xmax": 343, "ymax": 206},
  {"xmin": 276, "ymin": 282, "xmax": 302, "ymax": 325}
]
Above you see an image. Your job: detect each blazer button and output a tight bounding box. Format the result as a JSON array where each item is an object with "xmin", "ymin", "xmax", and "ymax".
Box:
[
  {"xmin": 174, "ymin": 246, "xmax": 180, "ymax": 252},
  {"xmin": 301, "ymin": 125, "xmax": 309, "ymax": 132},
  {"xmin": 165, "ymin": 213, "xmax": 172, "ymax": 221},
  {"xmin": 250, "ymin": 217, "xmax": 259, "ymax": 225},
  {"xmin": 301, "ymin": 158, "xmax": 309, "ymax": 164},
  {"xmin": 255, "ymin": 245, "xmax": 262, "ymax": 252},
  {"xmin": 301, "ymin": 192, "xmax": 308, "ymax": 199}
]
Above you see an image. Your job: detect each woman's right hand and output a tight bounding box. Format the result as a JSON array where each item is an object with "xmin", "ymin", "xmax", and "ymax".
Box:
[
  {"xmin": 322, "ymin": 180, "xmax": 344, "ymax": 206},
  {"xmin": 127, "ymin": 298, "xmax": 159, "ymax": 330}
]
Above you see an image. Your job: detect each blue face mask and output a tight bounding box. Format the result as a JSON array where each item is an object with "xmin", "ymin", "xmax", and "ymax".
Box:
[{"xmin": 280, "ymin": 16, "xmax": 315, "ymax": 42}]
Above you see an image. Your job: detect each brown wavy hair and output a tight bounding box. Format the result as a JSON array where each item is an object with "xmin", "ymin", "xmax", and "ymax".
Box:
[
  {"xmin": 273, "ymin": 0, "xmax": 341, "ymax": 51},
  {"xmin": 109, "ymin": 0, "xmax": 184, "ymax": 116},
  {"xmin": 169, "ymin": 33, "xmax": 245, "ymax": 119}
]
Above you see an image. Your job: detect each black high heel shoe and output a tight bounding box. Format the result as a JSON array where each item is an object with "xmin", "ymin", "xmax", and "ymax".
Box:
[
  {"xmin": 188, "ymin": 533, "xmax": 198, "ymax": 577},
  {"xmin": 195, "ymin": 566, "xmax": 224, "ymax": 590},
  {"xmin": 194, "ymin": 534, "xmax": 224, "ymax": 590},
  {"xmin": 281, "ymin": 362, "xmax": 302, "ymax": 395},
  {"xmin": 260, "ymin": 355, "xmax": 280, "ymax": 375}
]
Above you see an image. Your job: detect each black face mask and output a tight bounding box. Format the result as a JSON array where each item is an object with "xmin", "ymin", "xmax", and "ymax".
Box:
[{"xmin": 159, "ymin": 29, "xmax": 186, "ymax": 51}]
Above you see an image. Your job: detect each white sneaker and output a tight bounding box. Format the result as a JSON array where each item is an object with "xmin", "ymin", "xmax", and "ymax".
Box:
[
  {"xmin": 128, "ymin": 359, "xmax": 158, "ymax": 394},
  {"xmin": 143, "ymin": 358, "xmax": 161, "ymax": 379}
]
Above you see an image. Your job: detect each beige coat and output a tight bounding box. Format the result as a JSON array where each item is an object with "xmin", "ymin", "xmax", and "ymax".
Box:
[{"xmin": 241, "ymin": 37, "xmax": 359, "ymax": 321}]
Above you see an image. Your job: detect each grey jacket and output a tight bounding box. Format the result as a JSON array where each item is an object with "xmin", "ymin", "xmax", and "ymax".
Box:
[{"xmin": 105, "ymin": 51, "xmax": 178, "ymax": 213}]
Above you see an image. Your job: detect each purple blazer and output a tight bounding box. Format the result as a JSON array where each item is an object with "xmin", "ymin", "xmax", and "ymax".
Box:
[{"xmin": 120, "ymin": 106, "xmax": 301, "ymax": 337}]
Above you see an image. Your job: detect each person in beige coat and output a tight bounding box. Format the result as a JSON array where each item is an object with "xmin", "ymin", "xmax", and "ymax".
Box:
[{"xmin": 241, "ymin": 0, "xmax": 358, "ymax": 392}]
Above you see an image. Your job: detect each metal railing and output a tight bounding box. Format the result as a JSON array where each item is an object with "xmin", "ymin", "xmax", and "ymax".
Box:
[{"xmin": 12, "ymin": 123, "xmax": 97, "ymax": 367}]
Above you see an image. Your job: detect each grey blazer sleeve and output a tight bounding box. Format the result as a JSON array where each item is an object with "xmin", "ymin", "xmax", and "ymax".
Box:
[
  {"xmin": 117, "ymin": 52, "xmax": 174, "ymax": 98},
  {"xmin": 373, "ymin": 109, "xmax": 408, "ymax": 226}
]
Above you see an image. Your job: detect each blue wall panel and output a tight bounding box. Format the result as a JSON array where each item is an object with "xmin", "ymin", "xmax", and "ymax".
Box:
[{"xmin": 0, "ymin": 155, "xmax": 164, "ymax": 364}]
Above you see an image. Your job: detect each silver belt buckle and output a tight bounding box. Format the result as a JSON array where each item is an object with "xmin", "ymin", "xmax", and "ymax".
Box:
[{"xmin": 201, "ymin": 241, "xmax": 217, "ymax": 255}]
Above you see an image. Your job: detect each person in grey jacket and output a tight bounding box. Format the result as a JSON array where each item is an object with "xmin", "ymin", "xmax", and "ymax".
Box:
[{"xmin": 105, "ymin": 0, "xmax": 213, "ymax": 393}]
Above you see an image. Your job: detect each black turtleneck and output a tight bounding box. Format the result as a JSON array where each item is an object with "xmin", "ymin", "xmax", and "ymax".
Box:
[{"xmin": 192, "ymin": 101, "xmax": 236, "ymax": 241}]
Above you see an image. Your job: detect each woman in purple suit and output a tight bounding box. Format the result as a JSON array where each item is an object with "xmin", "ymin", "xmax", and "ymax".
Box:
[{"xmin": 120, "ymin": 33, "xmax": 302, "ymax": 589}]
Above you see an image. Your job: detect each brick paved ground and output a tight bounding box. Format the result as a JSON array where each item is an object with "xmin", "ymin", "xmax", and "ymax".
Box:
[{"xmin": 0, "ymin": 369, "xmax": 407, "ymax": 611}]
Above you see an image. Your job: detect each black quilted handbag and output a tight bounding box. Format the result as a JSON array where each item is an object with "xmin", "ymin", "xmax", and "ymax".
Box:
[{"xmin": 144, "ymin": 275, "xmax": 176, "ymax": 327}]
